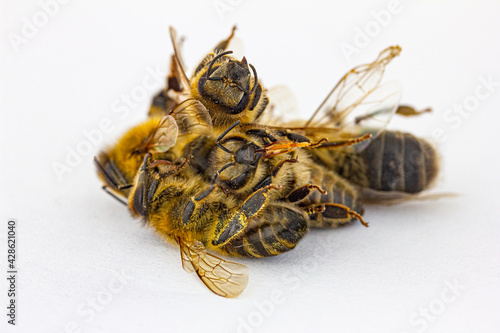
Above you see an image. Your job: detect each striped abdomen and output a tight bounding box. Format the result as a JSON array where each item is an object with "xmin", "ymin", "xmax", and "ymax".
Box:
[
  {"xmin": 300, "ymin": 165, "xmax": 364, "ymax": 228},
  {"xmin": 360, "ymin": 131, "xmax": 438, "ymax": 193},
  {"xmin": 213, "ymin": 203, "xmax": 308, "ymax": 258}
]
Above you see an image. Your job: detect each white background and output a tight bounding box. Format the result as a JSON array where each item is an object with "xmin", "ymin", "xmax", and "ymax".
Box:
[{"xmin": 1, "ymin": 1, "xmax": 500, "ymax": 332}]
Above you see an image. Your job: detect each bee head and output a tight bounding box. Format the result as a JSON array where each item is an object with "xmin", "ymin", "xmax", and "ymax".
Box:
[{"xmin": 198, "ymin": 51, "xmax": 258, "ymax": 115}]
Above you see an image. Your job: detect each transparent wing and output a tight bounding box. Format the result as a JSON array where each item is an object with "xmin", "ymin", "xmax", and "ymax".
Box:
[
  {"xmin": 344, "ymin": 81, "xmax": 402, "ymax": 151},
  {"xmin": 139, "ymin": 115, "xmax": 179, "ymax": 154},
  {"xmin": 179, "ymin": 239, "xmax": 249, "ymax": 298},
  {"xmin": 305, "ymin": 46, "xmax": 402, "ymax": 150},
  {"xmin": 213, "ymin": 26, "xmax": 245, "ymax": 58},
  {"xmin": 360, "ymin": 187, "xmax": 457, "ymax": 205},
  {"xmin": 170, "ymin": 98, "xmax": 213, "ymax": 136},
  {"xmin": 169, "ymin": 27, "xmax": 191, "ymax": 92},
  {"xmin": 150, "ymin": 115, "xmax": 178, "ymax": 153},
  {"xmin": 256, "ymin": 85, "xmax": 299, "ymax": 125}
]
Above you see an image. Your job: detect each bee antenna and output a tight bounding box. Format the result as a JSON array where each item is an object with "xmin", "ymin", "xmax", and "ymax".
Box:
[
  {"xmin": 101, "ymin": 185, "xmax": 129, "ymax": 206},
  {"xmin": 249, "ymin": 64, "xmax": 258, "ymax": 94},
  {"xmin": 210, "ymin": 163, "xmax": 234, "ymax": 185},
  {"xmin": 216, "ymin": 120, "xmax": 241, "ymax": 154},
  {"xmin": 205, "ymin": 50, "xmax": 233, "ymax": 79},
  {"xmin": 231, "ymin": 82, "xmax": 249, "ymax": 94}
]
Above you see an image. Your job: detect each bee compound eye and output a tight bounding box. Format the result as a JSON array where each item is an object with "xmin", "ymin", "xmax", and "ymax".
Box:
[
  {"xmin": 132, "ymin": 183, "xmax": 146, "ymax": 217},
  {"xmin": 182, "ymin": 200, "xmax": 196, "ymax": 225},
  {"xmin": 234, "ymin": 146, "xmax": 255, "ymax": 165}
]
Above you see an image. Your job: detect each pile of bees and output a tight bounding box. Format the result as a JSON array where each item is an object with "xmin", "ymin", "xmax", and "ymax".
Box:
[{"xmin": 94, "ymin": 27, "xmax": 439, "ymax": 297}]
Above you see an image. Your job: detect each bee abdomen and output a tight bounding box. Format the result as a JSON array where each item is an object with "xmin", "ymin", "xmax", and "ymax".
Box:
[
  {"xmin": 301, "ymin": 166, "xmax": 364, "ymax": 228},
  {"xmin": 218, "ymin": 204, "xmax": 308, "ymax": 258},
  {"xmin": 360, "ymin": 131, "xmax": 438, "ymax": 193}
]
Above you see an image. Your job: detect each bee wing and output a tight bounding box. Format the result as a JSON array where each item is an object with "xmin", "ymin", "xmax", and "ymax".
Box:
[
  {"xmin": 213, "ymin": 26, "xmax": 245, "ymax": 55},
  {"xmin": 179, "ymin": 239, "xmax": 249, "ymax": 298},
  {"xmin": 305, "ymin": 46, "xmax": 402, "ymax": 150},
  {"xmin": 169, "ymin": 27, "xmax": 191, "ymax": 92},
  {"xmin": 150, "ymin": 115, "xmax": 178, "ymax": 153},
  {"xmin": 360, "ymin": 187, "xmax": 457, "ymax": 205},
  {"xmin": 170, "ymin": 98, "xmax": 213, "ymax": 136},
  {"xmin": 344, "ymin": 81, "xmax": 402, "ymax": 151},
  {"xmin": 256, "ymin": 85, "xmax": 299, "ymax": 125},
  {"xmin": 139, "ymin": 115, "xmax": 179, "ymax": 154}
]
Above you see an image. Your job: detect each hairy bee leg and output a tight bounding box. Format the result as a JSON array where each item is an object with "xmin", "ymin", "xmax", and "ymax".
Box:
[
  {"xmin": 258, "ymin": 137, "xmax": 331, "ymax": 159},
  {"xmin": 251, "ymin": 157, "xmax": 298, "ymax": 192},
  {"xmin": 182, "ymin": 183, "xmax": 227, "ymax": 226},
  {"xmin": 303, "ymin": 204, "xmax": 326, "ymax": 215},
  {"xmin": 156, "ymin": 155, "xmax": 192, "ymax": 177},
  {"xmin": 317, "ymin": 134, "xmax": 372, "ymax": 149},
  {"xmin": 307, "ymin": 203, "xmax": 369, "ymax": 228},
  {"xmin": 246, "ymin": 129, "xmax": 310, "ymax": 144},
  {"xmin": 211, "ymin": 202, "xmax": 309, "ymax": 258},
  {"xmin": 245, "ymin": 129, "xmax": 278, "ymax": 144},
  {"xmin": 211, "ymin": 185, "xmax": 283, "ymax": 248},
  {"xmin": 287, "ymin": 184, "xmax": 327, "ymax": 203},
  {"xmin": 272, "ymin": 158, "xmax": 299, "ymax": 177},
  {"xmin": 239, "ymin": 184, "xmax": 282, "ymax": 218}
]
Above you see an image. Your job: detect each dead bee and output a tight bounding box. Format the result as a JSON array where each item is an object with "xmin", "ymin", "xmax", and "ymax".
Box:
[
  {"xmin": 149, "ymin": 27, "xmax": 268, "ymax": 127},
  {"xmin": 95, "ymin": 29, "xmax": 442, "ymax": 298}
]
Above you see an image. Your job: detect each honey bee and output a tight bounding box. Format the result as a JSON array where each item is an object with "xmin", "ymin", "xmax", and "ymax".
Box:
[
  {"xmin": 95, "ymin": 28, "xmax": 441, "ymax": 297},
  {"xmin": 149, "ymin": 27, "xmax": 268, "ymax": 128}
]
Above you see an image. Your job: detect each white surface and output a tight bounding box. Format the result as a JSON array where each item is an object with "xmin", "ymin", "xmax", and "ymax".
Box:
[{"xmin": 1, "ymin": 1, "xmax": 500, "ymax": 332}]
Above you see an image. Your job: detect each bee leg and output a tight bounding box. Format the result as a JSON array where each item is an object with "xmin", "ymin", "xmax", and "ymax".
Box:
[
  {"xmin": 211, "ymin": 185, "xmax": 283, "ymax": 248},
  {"xmin": 250, "ymin": 129, "xmax": 311, "ymax": 144},
  {"xmin": 284, "ymin": 131, "xmax": 310, "ymax": 143},
  {"xmin": 271, "ymin": 156, "xmax": 299, "ymax": 177},
  {"xmin": 306, "ymin": 203, "xmax": 369, "ymax": 228},
  {"xmin": 287, "ymin": 184, "xmax": 327, "ymax": 204},
  {"xmin": 245, "ymin": 129, "xmax": 278, "ymax": 144},
  {"xmin": 396, "ymin": 105, "xmax": 432, "ymax": 117},
  {"xmin": 252, "ymin": 157, "xmax": 298, "ymax": 191},
  {"xmin": 211, "ymin": 202, "xmax": 309, "ymax": 258},
  {"xmin": 182, "ymin": 183, "xmax": 227, "ymax": 226},
  {"xmin": 316, "ymin": 134, "xmax": 372, "ymax": 149},
  {"xmin": 155, "ymin": 155, "xmax": 192, "ymax": 177},
  {"xmin": 303, "ymin": 204, "xmax": 326, "ymax": 215}
]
